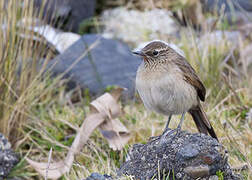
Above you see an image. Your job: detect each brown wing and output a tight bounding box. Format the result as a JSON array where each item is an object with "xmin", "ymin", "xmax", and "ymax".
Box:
[{"xmin": 174, "ymin": 56, "xmax": 206, "ymax": 101}]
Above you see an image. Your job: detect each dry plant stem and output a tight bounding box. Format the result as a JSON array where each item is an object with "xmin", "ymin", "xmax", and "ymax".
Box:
[
  {"xmin": 25, "ymin": 113, "xmax": 105, "ymax": 179},
  {"xmin": 45, "ymin": 147, "xmax": 53, "ymax": 180},
  {"xmin": 209, "ymin": 88, "xmax": 245, "ymax": 114},
  {"xmin": 232, "ymin": 164, "xmax": 249, "ymax": 172},
  {"xmin": 221, "ymin": 73, "xmax": 246, "ymax": 109},
  {"xmin": 26, "ymin": 90, "xmax": 129, "ymax": 179},
  {"xmin": 0, "ymin": 39, "xmax": 99, "ymax": 139}
]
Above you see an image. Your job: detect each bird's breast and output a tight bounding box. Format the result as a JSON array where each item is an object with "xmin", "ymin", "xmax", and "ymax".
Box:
[{"xmin": 136, "ymin": 65, "xmax": 198, "ymax": 115}]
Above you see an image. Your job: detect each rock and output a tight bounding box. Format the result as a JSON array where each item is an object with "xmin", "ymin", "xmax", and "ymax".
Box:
[
  {"xmin": 241, "ymin": 43, "xmax": 252, "ymax": 69},
  {"xmin": 201, "ymin": 0, "xmax": 252, "ymax": 25},
  {"xmin": 85, "ymin": 173, "xmax": 112, "ymax": 180},
  {"xmin": 246, "ymin": 108, "xmax": 252, "ymax": 122},
  {"xmin": 184, "ymin": 165, "xmax": 210, "ymax": 178},
  {"xmin": 0, "ymin": 133, "xmax": 11, "ymax": 150},
  {"xmin": 197, "ymin": 30, "xmax": 242, "ymax": 56},
  {"xmin": 48, "ymin": 34, "xmax": 141, "ymax": 98},
  {"xmin": 198, "ymin": 30, "xmax": 241, "ymax": 49},
  {"xmin": 101, "ymin": 7, "xmax": 179, "ymax": 46},
  {"xmin": 17, "ymin": 18, "xmax": 81, "ymax": 54},
  {"xmin": 202, "ymin": 0, "xmax": 252, "ymax": 13},
  {"xmin": 0, "ymin": 133, "xmax": 19, "ymax": 179},
  {"xmin": 33, "ymin": 0, "xmax": 96, "ymax": 32},
  {"xmin": 118, "ymin": 130, "xmax": 241, "ymax": 180}
]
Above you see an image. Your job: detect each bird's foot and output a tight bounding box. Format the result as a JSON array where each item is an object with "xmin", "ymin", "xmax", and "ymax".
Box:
[
  {"xmin": 173, "ymin": 127, "xmax": 182, "ymax": 138},
  {"xmin": 159, "ymin": 127, "xmax": 182, "ymax": 145}
]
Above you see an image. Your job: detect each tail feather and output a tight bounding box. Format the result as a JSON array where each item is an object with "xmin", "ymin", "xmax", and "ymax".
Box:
[{"xmin": 189, "ymin": 104, "xmax": 218, "ymax": 141}]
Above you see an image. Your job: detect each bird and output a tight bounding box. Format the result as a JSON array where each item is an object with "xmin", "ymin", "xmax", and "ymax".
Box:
[{"xmin": 133, "ymin": 40, "xmax": 218, "ymax": 140}]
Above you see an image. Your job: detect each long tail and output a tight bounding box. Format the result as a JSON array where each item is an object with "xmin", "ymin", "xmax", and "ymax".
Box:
[{"xmin": 189, "ymin": 104, "xmax": 218, "ymax": 141}]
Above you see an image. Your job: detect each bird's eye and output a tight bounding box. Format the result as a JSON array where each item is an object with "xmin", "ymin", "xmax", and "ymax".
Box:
[{"xmin": 153, "ymin": 50, "xmax": 159, "ymax": 56}]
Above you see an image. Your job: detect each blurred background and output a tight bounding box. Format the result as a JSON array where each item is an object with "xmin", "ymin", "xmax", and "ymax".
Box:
[{"xmin": 0, "ymin": 0, "xmax": 251, "ymax": 179}]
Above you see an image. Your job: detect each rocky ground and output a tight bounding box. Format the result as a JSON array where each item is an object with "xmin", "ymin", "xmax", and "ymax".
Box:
[{"xmin": 85, "ymin": 130, "xmax": 242, "ymax": 180}]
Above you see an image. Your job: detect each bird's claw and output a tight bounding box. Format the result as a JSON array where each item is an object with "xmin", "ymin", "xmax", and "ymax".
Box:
[{"xmin": 159, "ymin": 127, "xmax": 182, "ymax": 145}]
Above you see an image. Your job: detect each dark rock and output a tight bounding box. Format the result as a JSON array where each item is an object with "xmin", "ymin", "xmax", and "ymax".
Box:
[
  {"xmin": 201, "ymin": 0, "xmax": 252, "ymax": 25},
  {"xmin": 0, "ymin": 133, "xmax": 19, "ymax": 179},
  {"xmin": 177, "ymin": 143, "xmax": 199, "ymax": 160},
  {"xmin": 33, "ymin": 0, "xmax": 96, "ymax": 32},
  {"xmin": 85, "ymin": 173, "xmax": 112, "ymax": 180},
  {"xmin": 0, "ymin": 133, "xmax": 11, "ymax": 150},
  {"xmin": 118, "ymin": 130, "xmax": 241, "ymax": 180},
  {"xmin": 201, "ymin": 0, "xmax": 252, "ymax": 13},
  {"xmin": 48, "ymin": 34, "xmax": 141, "ymax": 98}
]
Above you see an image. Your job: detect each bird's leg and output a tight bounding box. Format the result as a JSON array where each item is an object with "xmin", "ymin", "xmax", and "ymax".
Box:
[
  {"xmin": 160, "ymin": 112, "xmax": 185, "ymax": 143},
  {"xmin": 163, "ymin": 115, "xmax": 172, "ymax": 133},
  {"xmin": 175, "ymin": 112, "xmax": 185, "ymax": 134}
]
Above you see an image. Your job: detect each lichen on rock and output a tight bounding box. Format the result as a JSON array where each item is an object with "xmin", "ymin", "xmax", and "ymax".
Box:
[
  {"xmin": 118, "ymin": 130, "xmax": 241, "ymax": 180},
  {"xmin": 0, "ymin": 133, "xmax": 19, "ymax": 179}
]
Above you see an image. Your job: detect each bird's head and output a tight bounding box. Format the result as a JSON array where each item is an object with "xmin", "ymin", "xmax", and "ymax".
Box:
[{"xmin": 133, "ymin": 40, "xmax": 184, "ymax": 65}]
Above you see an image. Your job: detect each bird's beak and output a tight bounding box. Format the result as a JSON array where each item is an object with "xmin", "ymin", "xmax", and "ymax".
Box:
[{"xmin": 132, "ymin": 50, "xmax": 145, "ymax": 57}]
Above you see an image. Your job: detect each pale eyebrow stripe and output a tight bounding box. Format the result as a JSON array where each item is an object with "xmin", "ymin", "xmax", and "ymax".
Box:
[
  {"xmin": 157, "ymin": 47, "xmax": 168, "ymax": 52},
  {"xmin": 134, "ymin": 40, "xmax": 185, "ymax": 57}
]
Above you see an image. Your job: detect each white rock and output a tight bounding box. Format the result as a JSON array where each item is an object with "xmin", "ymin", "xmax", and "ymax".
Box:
[
  {"xmin": 246, "ymin": 108, "xmax": 252, "ymax": 121},
  {"xmin": 32, "ymin": 25, "xmax": 81, "ymax": 53},
  {"xmin": 18, "ymin": 18, "xmax": 81, "ymax": 53},
  {"xmin": 101, "ymin": 7, "xmax": 179, "ymax": 45},
  {"xmin": 198, "ymin": 30, "xmax": 241, "ymax": 49}
]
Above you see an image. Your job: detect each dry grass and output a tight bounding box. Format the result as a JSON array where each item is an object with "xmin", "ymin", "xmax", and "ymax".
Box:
[
  {"xmin": 0, "ymin": 1, "xmax": 251, "ymax": 180},
  {"xmin": 0, "ymin": 0, "xmax": 52, "ymax": 141}
]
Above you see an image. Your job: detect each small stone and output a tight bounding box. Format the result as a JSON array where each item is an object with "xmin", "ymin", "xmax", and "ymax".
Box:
[
  {"xmin": 176, "ymin": 172, "xmax": 182, "ymax": 178},
  {"xmin": 85, "ymin": 173, "xmax": 112, "ymax": 180},
  {"xmin": 209, "ymin": 175, "xmax": 219, "ymax": 180},
  {"xmin": 184, "ymin": 165, "xmax": 210, "ymax": 178},
  {"xmin": 0, "ymin": 134, "xmax": 11, "ymax": 150},
  {"xmin": 201, "ymin": 155, "xmax": 214, "ymax": 165},
  {"xmin": 141, "ymin": 156, "xmax": 145, "ymax": 161},
  {"xmin": 177, "ymin": 143, "xmax": 199, "ymax": 160},
  {"xmin": 246, "ymin": 108, "xmax": 252, "ymax": 121},
  {"xmin": 0, "ymin": 133, "xmax": 19, "ymax": 179},
  {"xmin": 162, "ymin": 154, "xmax": 168, "ymax": 159}
]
